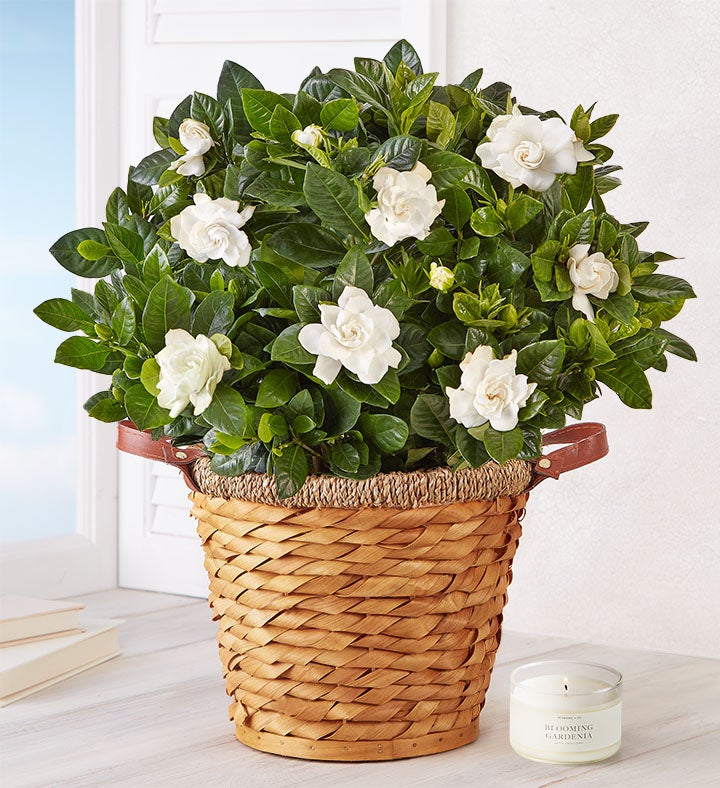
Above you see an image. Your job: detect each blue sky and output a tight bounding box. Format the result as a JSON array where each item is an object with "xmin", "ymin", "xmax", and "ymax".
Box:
[{"xmin": 0, "ymin": 0, "xmax": 77, "ymax": 542}]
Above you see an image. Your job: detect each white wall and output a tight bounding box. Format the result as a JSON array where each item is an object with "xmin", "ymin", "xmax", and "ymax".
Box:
[{"xmin": 447, "ymin": 0, "xmax": 720, "ymax": 658}]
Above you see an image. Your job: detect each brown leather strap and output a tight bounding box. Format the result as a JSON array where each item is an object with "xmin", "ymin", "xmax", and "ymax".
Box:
[
  {"xmin": 117, "ymin": 419, "xmax": 608, "ymax": 497},
  {"xmin": 116, "ymin": 420, "xmax": 204, "ymax": 493},
  {"xmin": 529, "ymin": 422, "xmax": 608, "ymax": 488}
]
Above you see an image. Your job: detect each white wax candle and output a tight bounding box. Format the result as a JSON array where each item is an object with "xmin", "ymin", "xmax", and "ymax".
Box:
[{"xmin": 510, "ymin": 662, "xmax": 622, "ymax": 764}]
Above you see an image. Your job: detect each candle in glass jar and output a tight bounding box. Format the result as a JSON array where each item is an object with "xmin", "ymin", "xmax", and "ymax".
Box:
[{"xmin": 510, "ymin": 661, "xmax": 622, "ymax": 764}]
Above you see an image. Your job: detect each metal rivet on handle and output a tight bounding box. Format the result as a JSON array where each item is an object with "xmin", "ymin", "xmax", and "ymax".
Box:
[
  {"xmin": 538, "ymin": 458, "xmax": 551, "ymax": 469},
  {"xmin": 175, "ymin": 451, "xmax": 188, "ymax": 460}
]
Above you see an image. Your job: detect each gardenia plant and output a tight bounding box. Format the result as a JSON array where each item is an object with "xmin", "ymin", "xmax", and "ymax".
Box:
[{"xmin": 36, "ymin": 40, "xmax": 696, "ymax": 498}]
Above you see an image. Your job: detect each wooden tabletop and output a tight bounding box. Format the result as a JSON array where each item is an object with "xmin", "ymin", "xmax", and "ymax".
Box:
[{"xmin": 1, "ymin": 589, "xmax": 717, "ymax": 787}]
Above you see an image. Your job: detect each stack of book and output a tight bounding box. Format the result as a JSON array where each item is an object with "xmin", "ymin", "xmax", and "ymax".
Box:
[{"xmin": 0, "ymin": 595, "xmax": 120, "ymax": 706}]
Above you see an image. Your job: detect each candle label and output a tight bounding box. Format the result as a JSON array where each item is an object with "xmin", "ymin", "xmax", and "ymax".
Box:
[{"xmin": 510, "ymin": 701, "xmax": 622, "ymax": 752}]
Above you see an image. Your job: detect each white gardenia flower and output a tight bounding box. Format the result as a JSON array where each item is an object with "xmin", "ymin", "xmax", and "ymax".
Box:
[
  {"xmin": 429, "ymin": 262, "xmax": 455, "ymax": 292},
  {"xmin": 566, "ymin": 243, "xmax": 619, "ymax": 321},
  {"xmin": 169, "ymin": 119, "xmax": 215, "ymax": 177},
  {"xmin": 446, "ymin": 346, "xmax": 536, "ymax": 432},
  {"xmin": 156, "ymin": 329, "xmax": 230, "ymax": 418},
  {"xmin": 365, "ymin": 162, "xmax": 445, "ymax": 247},
  {"xmin": 170, "ymin": 193, "xmax": 255, "ymax": 267},
  {"xmin": 298, "ymin": 286, "xmax": 401, "ymax": 385},
  {"xmin": 476, "ymin": 109, "xmax": 581, "ymax": 192},
  {"xmin": 292, "ymin": 124, "xmax": 324, "ymax": 147}
]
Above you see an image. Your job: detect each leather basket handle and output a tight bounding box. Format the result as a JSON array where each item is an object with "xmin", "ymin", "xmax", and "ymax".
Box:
[
  {"xmin": 117, "ymin": 420, "xmax": 203, "ymax": 493},
  {"xmin": 528, "ymin": 422, "xmax": 608, "ymax": 489},
  {"xmin": 117, "ymin": 419, "xmax": 608, "ymax": 496}
]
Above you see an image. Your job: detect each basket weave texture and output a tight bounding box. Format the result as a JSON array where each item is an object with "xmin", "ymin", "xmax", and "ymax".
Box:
[{"xmin": 190, "ymin": 461, "xmax": 531, "ymax": 761}]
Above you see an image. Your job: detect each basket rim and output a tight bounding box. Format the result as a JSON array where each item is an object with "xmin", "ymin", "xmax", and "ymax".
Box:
[{"xmin": 191, "ymin": 456, "xmax": 533, "ymax": 509}]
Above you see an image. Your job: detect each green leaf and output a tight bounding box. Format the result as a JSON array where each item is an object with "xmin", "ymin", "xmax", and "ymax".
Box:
[
  {"xmin": 482, "ymin": 426, "xmax": 524, "ymax": 464},
  {"xmin": 142, "ymin": 245, "xmax": 171, "ymax": 288},
  {"xmin": 463, "ymin": 164, "xmax": 497, "ymax": 202},
  {"xmin": 455, "ymin": 427, "xmax": 490, "ymax": 468},
  {"xmin": 253, "ymin": 260, "xmax": 294, "ymax": 309},
  {"xmin": 410, "ymin": 393, "xmax": 455, "ymax": 444},
  {"xmin": 192, "ymin": 291, "xmax": 235, "ymax": 337},
  {"xmin": 141, "ymin": 276, "xmax": 192, "ymax": 351},
  {"xmin": 244, "ymin": 172, "xmax": 306, "ymax": 207},
  {"xmin": 267, "ymin": 224, "xmax": 346, "ymax": 268},
  {"xmin": 426, "ymin": 101, "xmax": 456, "ymax": 148},
  {"xmin": 563, "ymin": 165, "xmax": 594, "ymax": 214},
  {"xmin": 597, "ymin": 220, "xmax": 618, "ymax": 253},
  {"xmin": 358, "ymin": 414, "xmax": 409, "ymax": 453},
  {"xmin": 589, "ymin": 114, "xmax": 619, "ymax": 141},
  {"xmin": 130, "ymin": 148, "xmax": 177, "ymax": 186},
  {"xmin": 323, "ymin": 388, "xmax": 361, "ymax": 435},
  {"xmin": 84, "ymin": 391, "xmax": 126, "ymax": 423},
  {"xmin": 333, "ymin": 245, "xmax": 373, "ymax": 299},
  {"xmin": 256, "ymin": 369, "xmax": 297, "ymax": 408},
  {"xmin": 383, "ymin": 39, "xmax": 423, "ymax": 76},
  {"xmin": 326, "ymin": 68, "xmax": 390, "ymax": 114},
  {"xmin": 516, "ymin": 340, "xmax": 565, "ymax": 385},
  {"xmin": 54, "ymin": 336, "xmax": 110, "ymax": 371},
  {"xmin": 125, "ymin": 384, "xmax": 172, "ymax": 430},
  {"xmin": 482, "ymin": 238, "xmax": 532, "ymax": 289},
  {"xmin": 596, "ymin": 361, "xmax": 652, "ymax": 408},
  {"xmin": 258, "ymin": 413, "xmax": 288, "ymax": 442},
  {"xmin": 111, "ymin": 298, "xmax": 136, "ymax": 345},
  {"xmin": 632, "ymin": 274, "xmax": 696, "ymax": 302},
  {"xmin": 217, "ymin": 60, "xmax": 263, "ymax": 105},
  {"xmin": 601, "ymin": 292, "xmax": 636, "ymax": 324},
  {"xmin": 416, "ymin": 226, "xmax": 456, "ymax": 255},
  {"xmin": 106, "ymin": 187, "xmax": 130, "ymax": 225},
  {"xmin": 271, "ymin": 324, "xmax": 318, "ymax": 371},
  {"xmin": 303, "ymin": 163, "xmax": 367, "ymax": 238},
  {"xmin": 50, "ymin": 228, "xmax": 120, "ymax": 278},
  {"xmin": 422, "ymin": 150, "xmax": 474, "ymax": 191},
  {"xmin": 191, "ymin": 92, "xmax": 224, "ymax": 140},
  {"xmin": 77, "ymin": 239, "xmax": 111, "ymax": 261},
  {"xmin": 428, "ymin": 321, "xmax": 466, "ymax": 360},
  {"xmin": 203, "ymin": 384, "xmax": 248, "ymax": 434},
  {"xmin": 372, "ymin": 135, "xmax": 421, "ymax": 170},
  {"xmin": 273, "ymin": 443, "xmax": 309, "ymax": 499},
  {"xmin": 34, "ymin": 298, "xmax": 93, "ymax": 332},
  {"xmin": 320, "ymin": 98, "xmax": 359, "ymax": 131},
  {"xmin": 140, "ymin": 357, "xmax": 161, "ymax": 396},
  {"xmin": 561, "ymin": 211, "xmax": 595, "ymax": 245},
  {"xmin": 241, "ymin": 88, "xmax": 292, "ymax": 137},
  {"xmin": 373, "ymin": 279, "xmax": 411, "ymax": 320},
  {"xmin": 292, "ymin": 285, "xmax": 330, "ymax": 322},
  {"xmin": 470, "ymin": 207, "xmax": 504, "ymax": 237},
  {"xmin": 506, "ymin": 194, "xmax": 544, "ymax": 232},
  {"xmin": 371, "ymin": 369, "xmax": 401, "ymax": 404},
  {"xmin": 330, "ymin": 441, "xmax": 361, "ymax": 473},
  {"xmin": 656, "ymin": 328, "xmax": 697, "ymax": 361},
  {"xmin": 104, "ymin": 224, "xmax": 145, "ymax": 264},
  {"xmin": 441, "ymin": 186, "xmax": 472, "ymax": 231},
  {"xmin": 269, "ymin": 104, "xmax": 301, "ymax": 143}
]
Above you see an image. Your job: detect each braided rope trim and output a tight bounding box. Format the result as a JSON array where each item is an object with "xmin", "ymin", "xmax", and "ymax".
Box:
[{"xmin": 191, "ymin": 457, "xmax": 532, "ymax": 509}]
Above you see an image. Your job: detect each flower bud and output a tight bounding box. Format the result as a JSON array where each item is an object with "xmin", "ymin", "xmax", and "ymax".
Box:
[
  {"xmin": 292, "ymin": 124, "xmax": 324, "ymax": 147},
  {"xmin": 429, "ymin": 262, "xmax": 455, "ymax": 292}
]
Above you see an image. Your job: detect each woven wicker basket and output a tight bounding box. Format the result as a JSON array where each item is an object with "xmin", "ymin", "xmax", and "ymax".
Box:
[{"xmin": 118, "ymin": 420, "xmax": 607, "ymax": 761}]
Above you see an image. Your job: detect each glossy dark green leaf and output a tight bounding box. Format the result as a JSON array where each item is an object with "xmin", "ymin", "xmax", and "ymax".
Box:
[
  {"xmin": 256, "ymin": 369, "xmax": 297, "ymax": 408},
  {"xmin": 84, "ymin": 391, "xmax": 126, "ymax": 423},
  {"xmin": 516, "ymin": 340, "xmax": 565, "ymax": 385},
  {"xmin": 596, "ymin": 361, "xmax": 652, "ymax": 408},
  {"xmin": 269, "ymin": 104, "xmax": 301, "ymax": 143},
  {"xmin": 192, "ymin": 291, "xmax": 235, "ymax": 337},
  {"xmin": 331, "ymin": 442, "xmax": 361, "ymax": 473},
  {"xmin": 470, "ymin": 207, "xmax": 504, "ymax": 237},
  {"xmin": 241, "ymin": 89, "xmax": 292, "ymax": 137},
  {"xmin": 482, "ymin": 426, "xmax": 523, "ymax": 463},
  {"xmin": 130, "ymin": 148, "xmax": 177, "ymax": 186},
  {"xmin": 326, "ymin": 68, "xmax": 390, "ymax": 114},
  {"xmin": 320, "ymin": 98, "xmax": 359, "ymax": 131},
  {"xmin": 322, "ymin": 388, "xmax": 361, "ymax": 435},
  {"xmin": 303, "ymin": 163, "xmax": 367, "ymax": 238},
  {"xmin": 372, "ymin": 135, "xmax": 422, "ymax": 171},
  {"xmin": 655, "ymin": 328, "xmax": 697, "ymax": 361},
  {"xmin": 455, "ymin": 427, "xmax": 490, "ymax": 468},
  {"xmin": 632, "ymin": 274, "xmax": 696, "ymax": 302},
  {"xmin": 268, "ymin": 224, "xmax": 346, "ymax": 268},
  {"xmin": 410, "ymin": 393, "xmax": 455, "ymax": 443},
  {"xmin": 104, "ymin": 224, "xmax": 145, "ymax": 264},
  {"xmin": 423, "ymin": 150, "xmax": 474, "ymax": 191},
  {"xmin": 506, "ymin": 194, "xmax": 544, "ymax": 232},
  {"xmin": 34, "ymin": 298, "xmax": 93, "ymax": 332},
  {"xmin": 292, "ymin": 285, "xmax": 330, "ymax": 322},
  {"xmin": 273, "ymin": 443, "xmax": 309, "ymax": 499},
  {"xmin": 244, "ymin": 172, "xmax": 305, "ymax": 207},
  {"xmin": 333, "ymin": 246, "xmax": 374, "ymax": 299},
  {"xmin": 203, "ymin": 384, "xmax": 248, "ymax": 434},
  {"xmin": 383, "ymin": 39, "xmax": 423, "ymax": 76},
  {"xmin": 50, "ymin": 228, "xmax": 120, "ymax": 278},
  {"xmin": 111, "ymin": 298, "xmax": 136, "ymax": 345},
  {"xmin": 54, "ymin": 336, "xmax": 110, "ymax": 371},
  {"xmin": 141, "ymin": 276, "xmax": 193, "ymax": 351},
  {"xmin": 441, "ymin": 186, "xmax": 472, "ymax": 231},
  {"xmin": 358, "ymin": 414, "xmax": 409, "ymax": 453},
  {"xmin": 124, "ymin": 384, "xmax": 172, "ymax": 430}
]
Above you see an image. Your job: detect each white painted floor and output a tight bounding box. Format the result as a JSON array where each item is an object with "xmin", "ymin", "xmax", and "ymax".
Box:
[{"xmin": 1, "ymin": 589, "xmax": 717, "ymax": 787}]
